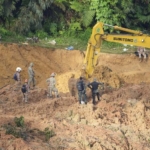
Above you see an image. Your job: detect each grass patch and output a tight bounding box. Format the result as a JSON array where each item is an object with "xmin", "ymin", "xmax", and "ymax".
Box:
[
  {"xmin": 1, "ymin": 34, "xmax": 150, "ymax": 55},
  {"xmin": 34, "ymin": 36, "xmax": 88, "ymax": 51},
  {"xmin": 101, "ymin": 41, "xmax": 137, "ymax": 54}
]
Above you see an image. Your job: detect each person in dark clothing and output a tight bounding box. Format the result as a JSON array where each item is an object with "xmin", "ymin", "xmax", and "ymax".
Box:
[
  {"xmin": 88, "ymin": 78, "xmax": 104, "ymax": 105},
  {"xmin": 76, "ymin": 77, "xmax": 87, "ymax": 104}
]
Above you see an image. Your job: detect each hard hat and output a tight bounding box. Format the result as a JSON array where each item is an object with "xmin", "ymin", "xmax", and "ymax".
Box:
[
  {"xmin": 16, "ymin": 67, "xmax": 22, "ymax": 72},
  {"xmin": 25, "ymin": 79, "xmax": 28, "ymax": 83},
  {"xmin": 30, "ymin": 62, "xmax": 34, "ymax": 67},
  {"xmin": 51, "ymin": 73, "xmax": 55, "ymax": 77}
]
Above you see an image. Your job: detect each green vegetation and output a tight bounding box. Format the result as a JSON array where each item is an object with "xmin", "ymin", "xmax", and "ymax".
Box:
[
  {"xmin": 44, "ymin": 127, "xmax": 56, "ymax": 141},
  {"xmin": 0, "ymin": 0, "xmax": 149, "ymax": 37},
  {"xmin": 14, "ymin": 116, "xmax": 24, "ymax": 127},
  {"xmin": 3, "ymin": 116, "xmax": 27, "ymax": 140},
  {"xmin": 2, "ymin": 116, "xmax": 55, "ymax": 142},
  {"xmin": 0, "ymin": 0, "xmax": 149, "ymax": 54}
]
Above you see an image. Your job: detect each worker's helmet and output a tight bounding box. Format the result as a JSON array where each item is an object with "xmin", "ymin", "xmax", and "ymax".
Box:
[
  {"xmin": 25, "ymin": 79, "xmax": 28, "ymax": 83},
  {"xmin": 16, "ymin": 67, "xmax": 22, "ymax": 72},
  {"xmin": 30, "ymin": 62, "xmax": 34, "ymax": 67},
  {"xmin": 51, "ymin": 72, "xmax": 55, "ymax": 77}
]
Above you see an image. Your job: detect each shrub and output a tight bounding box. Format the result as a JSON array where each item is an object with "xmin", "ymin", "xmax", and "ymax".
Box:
[
  {"xmin": 0, "ymin": 27, "xmax": 13, "ymax": 36},
  {"xmin": 35, "ymin": 30, "xmax": 48, "ymax": 39},
  {"xmin": 44, "ymin": 127, "xmax": 56, "ymax": 141},
  {"xmin": 14, "ymin": 116, "xmax": 24, "ymax": 127},
  {"xmin": 4, "ymin": 124, "xmax": 27, "ymax": 140},
  {"xmin": 49, "ymin": 23, "xmax": 58, "ymax": 36},
  {"xmin": 78, "ymin": 27, "xmax": 92, "ymax": 41}
]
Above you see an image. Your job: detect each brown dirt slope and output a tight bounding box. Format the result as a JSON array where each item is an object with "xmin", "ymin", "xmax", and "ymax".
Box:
[
  {"xmin": 0, "ymin": 43, "xmax": 83, "ymax": 91},
  {"xmin": 0, "ymin": 82, "xmax": 150, "ymax": 149},
  {"xmin": 94, "ymin": 53, "xmax": 150, "ymax": 88},
  {"xmin": 0, "ymin": 43, "xmax": 150, "ymax": 91},
  {"xmin": 0, "ymin": 44, "xmax": 150, "ymax": 150}
]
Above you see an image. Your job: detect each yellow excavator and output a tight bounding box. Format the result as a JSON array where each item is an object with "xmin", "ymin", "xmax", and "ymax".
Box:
[{"xmin": 83, "ymin": 22, "xmax": 150, "ymax": 78}]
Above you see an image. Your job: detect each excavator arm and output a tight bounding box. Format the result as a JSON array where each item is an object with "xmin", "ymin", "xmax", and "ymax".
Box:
[{"xmin": 83, "ymin": 22, "xmax": 150, "ymax": 78}]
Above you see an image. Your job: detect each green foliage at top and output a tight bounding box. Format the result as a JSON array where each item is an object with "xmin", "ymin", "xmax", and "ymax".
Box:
[
  {"xmin": 90, "ymin": 0, "xmax": 150, "ymax": 31},
  {"xmin": 0, "ymin": 0, "xmax": 4, "ymax": 15},
  {"xmin": 82, "ymin": 10, "xmax": 95, "ymax": 27},
  {"xmin": 0, "ymin": 0, "xmax": 150, "ymax": 41},
  {"xmin": 90, "ymin": 0, "xmax": 128, "ymax": 30}
]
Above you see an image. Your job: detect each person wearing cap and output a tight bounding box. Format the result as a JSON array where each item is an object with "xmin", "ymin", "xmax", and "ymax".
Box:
[
  {"xmin": 76, "ymin": 77, "xmax": 87, "ymax": 104},
  {"xmin": 46, "ymin": 73, "xmax": 59, "ymax": 98},
  {"xmin": 15, "ymin": 67, "xmax": 22, "ymax": 81},
  {"xmin": 137, "ymin": 47, "xmax": 147, "ymax": 62},
  {"xmin": 21, "ymin": 79, "xmax": 29, "ymax": 103},
  {"xmin": 14, "ymin": 67, "xmax": 22, "ymax": 91},
  {"xmin": 28, "ymin": 62, "xmax": 36, "ymax": 90},
  {"xmin": 87, "ymin": 78, "xmax": 104, "ymax": 105}
]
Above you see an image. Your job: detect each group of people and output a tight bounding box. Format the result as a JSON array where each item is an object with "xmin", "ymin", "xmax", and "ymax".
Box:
[
  {"xmin": 14, "ymin": 62, "xmax": 35, "ymax": 103},
  {"xmin": 14, "ymin": 62, "xmax": 103, "ymax": 105},
  {"xmin": 46, "ymin": 73, "xmax": 104, "ymax": 105},
  {"xmin": 14, "ymin": 63, "xmax": 60, "ymax": 102},
  {"xmin": 76, "ymin": 77, "xmax": 104, "ymax": 105}
]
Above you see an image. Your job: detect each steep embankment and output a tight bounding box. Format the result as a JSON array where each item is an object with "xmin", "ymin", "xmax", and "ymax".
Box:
[
  {"xmin": 0, "ymin": 43, "xmax": 150, "ymax": 91},
  {"xmin": 0, "ymin": 43, "xmax": 83, "ymax": 92}
]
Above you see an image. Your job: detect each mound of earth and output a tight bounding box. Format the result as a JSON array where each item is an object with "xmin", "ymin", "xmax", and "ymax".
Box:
[
  {"xmin": 96, "ymin": 53, "xmax": 150, "ymax": 87},
  {"xmin": 0, "ymin": 43, "xmax": 150, "ymax": 150}
]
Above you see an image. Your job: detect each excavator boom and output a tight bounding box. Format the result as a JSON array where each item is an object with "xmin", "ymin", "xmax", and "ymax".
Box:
[{"xmin": 83, "ymin": 22, "xmax": 150, "ymax": 78}]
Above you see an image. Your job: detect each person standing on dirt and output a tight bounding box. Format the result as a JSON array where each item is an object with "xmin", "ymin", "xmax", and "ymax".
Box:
[
  {"xmin": 68, "ymin": 74, "xmax": 76, "ymax": 97},
  {"xmin": 21, "ymin": 79, "xmax": 29, "ymax": 103},
  {"xmin": 14, "ymin": 67, "xmax": 22, "ymax": 82},
  {"xmin": 46, "ymin": 73, "xmax": 59, "ymax": 98},
  {"xmin": 137, "ymin": 47, "xmax": 147, "ymax": 62},
  {"xmin": 13, "ymin": 67, "xmax": 22, "ymax": 91},
  {"xmin": 28, "ymin": 62, "xmax": 36, "ymax": 90},
  {"xmin": 87, "ymin": 78, "xmax": 104, "ymax": 105},
  {"xmin": 76, "ymin": 77, "xmax": 87, "ymax": 104}
]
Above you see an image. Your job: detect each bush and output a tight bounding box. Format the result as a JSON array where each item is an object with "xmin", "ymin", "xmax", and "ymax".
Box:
[
  {"xmin": 4, "ymin": 124, "xmax": 27, "ymax": 140},
  {"xmin": 44, "ymin": 127, "xmax": 56, "ymax": 141},
  {"xmin": 0, "ymin": 27, "xmax": 14, "ymax": 36},
  {"xmin": 49, "ymin": 23, "xmax": 58, "ymax": 36},
  {"xmin": 2, "ymin": 117, "xmax": 56, "ymax": 142},
  {"xmin": 14, "ymin": 116, "xmax": 24, "ymax": 127},
  {"xmin": 35, "ymin": 30, "xmax": 48, "ymax": 39},
  {"xmin": 78, "ymin": 27, "xmax": 92, "ymax": 41}
]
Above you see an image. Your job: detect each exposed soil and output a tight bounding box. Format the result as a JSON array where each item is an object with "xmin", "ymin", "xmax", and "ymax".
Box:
[{"xmin": 0, "ymin": 43, "xmax": 150, "ymax": 150}]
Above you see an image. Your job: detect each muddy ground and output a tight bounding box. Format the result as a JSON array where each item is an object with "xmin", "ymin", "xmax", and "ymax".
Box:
[{"xmin": 0, "ymin": 43, "xmax": 150, "ymax": 150}]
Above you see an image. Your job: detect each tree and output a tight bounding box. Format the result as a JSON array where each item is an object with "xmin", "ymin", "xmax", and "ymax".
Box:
[
  {"xmin": 89, "ymin": 0, "xmax": 150, "ymax": 32},
  {"xmin": 0, "ymin": 0, "xmax": 19, "ymax": 28},
  {"xmin": 14, "ymin": 0, "xmax": 53, "ymax": 33}
]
